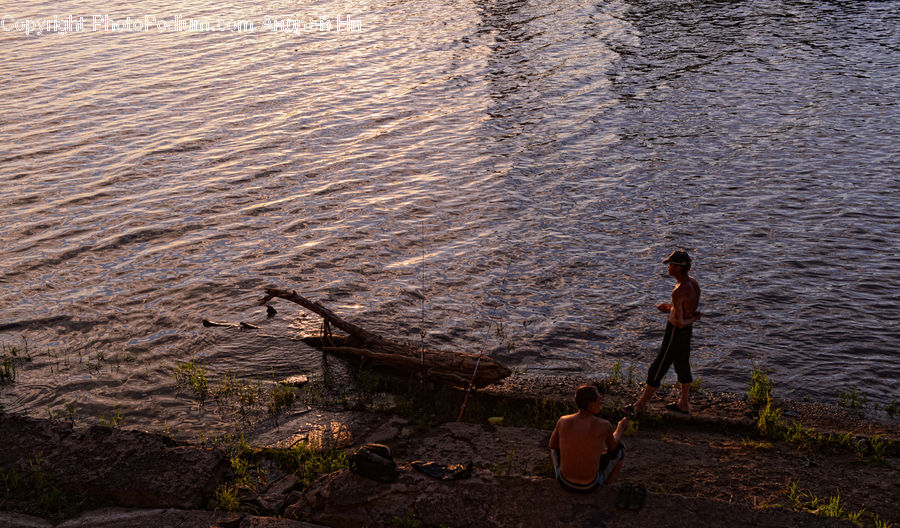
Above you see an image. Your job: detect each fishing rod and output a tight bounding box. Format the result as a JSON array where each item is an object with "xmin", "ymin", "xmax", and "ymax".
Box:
[{"xmin": 457, "ymin": 322, "xmax": 492, "ymax": 421}]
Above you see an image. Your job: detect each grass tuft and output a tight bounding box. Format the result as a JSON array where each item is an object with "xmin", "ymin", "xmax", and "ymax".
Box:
[
  {"xmin": 173, "ymin": 359, "xmax": 210, "ymax": 404},
  {"xmin": 267, "ymin": 382, "xmax": 298, "ymax": 426},
  {"xmin": 741, "ymin": 438, "xmax": 775, "ymax": 450},
  {"xmin": 208, "ymin": 433, "xmax": 349, "ymax": 514},
  {"xmin": 885, "ymin": 398, "xmax": 898, "ymax": 417},
  {"xmin": 0, "ymin": 456, "xmax": 86, "ymax": 518},
  {"xmin": 608, "ymin": 360, "xmax": 624, "ymax": 385},
  {"xmin": 0, "ymin": 341, "xmax": 32, "ymax": 385},
  {"xmin": 756, "ymin": 401, "xmax": 783, "ymax": 437},
  {"xmin": 210, "ymin": 484, "xmax": 241, "ymax": 511},
  {"xmin": 747, "ymin": 365, "xmax": 774, "ymax": 408},
  {"xmin": 785, "ymin": 481, "xmax": 875, "ymax": 526},
  {"xmin": 837, "ymin": 390, "xmax": 867, "ymax": 409}
]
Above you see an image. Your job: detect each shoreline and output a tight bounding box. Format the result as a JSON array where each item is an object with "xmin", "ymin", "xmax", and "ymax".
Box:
[{"xmin": 1, "ymin": 372, "xmax": 897, "ymax": 527}]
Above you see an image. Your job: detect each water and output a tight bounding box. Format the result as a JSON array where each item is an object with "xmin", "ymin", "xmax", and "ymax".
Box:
[{"xmin": 0, "ymin": 0, "xmax": 897, "ymax": 434}]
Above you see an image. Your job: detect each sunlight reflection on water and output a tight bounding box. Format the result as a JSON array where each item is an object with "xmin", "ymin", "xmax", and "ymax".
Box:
[{"xmin": 0, "ymin": 0, "xmax": 897, "ymax": 434}]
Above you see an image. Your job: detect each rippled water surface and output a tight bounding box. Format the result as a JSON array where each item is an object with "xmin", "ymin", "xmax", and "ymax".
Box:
[{"xmin": 1, "ymin": 0, "xmax": 898, "ymax": 433}]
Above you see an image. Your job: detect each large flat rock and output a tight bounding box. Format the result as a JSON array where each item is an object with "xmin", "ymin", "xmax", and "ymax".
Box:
[
  {"xmin": 0, "ymin": 509, "xmax": 329, "ymax": 528},
  {"xmin": 0, "ymin": 413, "xmax": 229, "ymax": 510}
]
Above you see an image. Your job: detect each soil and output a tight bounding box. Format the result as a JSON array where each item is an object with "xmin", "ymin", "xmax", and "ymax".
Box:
[
  {"xmin": 281, "ymin": 375, "xmax": 899, "ymax": 527},
  {"xmin": 1, "ymin": 374, "xmax": 898, "ymax": 528}
]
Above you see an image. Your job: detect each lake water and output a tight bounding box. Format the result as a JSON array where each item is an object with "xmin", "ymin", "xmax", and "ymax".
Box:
[{"xmin": 1, "ymin": 0, "xmax": 897, "ymax": 433}]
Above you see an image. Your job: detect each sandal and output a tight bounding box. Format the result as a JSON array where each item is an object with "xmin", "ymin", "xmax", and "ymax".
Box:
[{"xmin": 665, "ymin": 402, "xmax": 690, "ymax": 414}]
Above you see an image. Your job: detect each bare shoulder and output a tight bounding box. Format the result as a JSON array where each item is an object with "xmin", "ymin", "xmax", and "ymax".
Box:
[
  {"xmin": 674, "ymin": 277, "xmax": 700, "ymax": 298},
  {"xmin": 593, "ymin": 416, "xmax": 613, "ymax": 435},
  {"xmin": 557, "ymin": 413, "xmax": 578, "ymax": 426}
]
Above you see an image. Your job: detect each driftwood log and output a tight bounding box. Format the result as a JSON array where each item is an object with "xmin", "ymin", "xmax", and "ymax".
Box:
[{"xmin": 258, "ymin": 289, "xmax": 511, "ymax": 387}]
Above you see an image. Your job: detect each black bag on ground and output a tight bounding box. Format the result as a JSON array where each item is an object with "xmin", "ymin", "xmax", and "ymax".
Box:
[{"xmin": 350, "ymin": 443, "xmax": 399, "ymax": 483}]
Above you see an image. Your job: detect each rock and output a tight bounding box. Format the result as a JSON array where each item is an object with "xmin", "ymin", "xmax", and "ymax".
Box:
[
  {"xmin": 0, "ymin": 511, "xmax": 54, "ymax": 527},
  {"xmin": 0, "ymin": 413, "xmax": 228, "ymax": 510},
  {"xmin": 281, "ymin": 489, "xmax": 305, "ymax": 519},
  {"xmin": 282, "ymin": 375, "xmax": 308, "ymax": 386},
  {"xmin": 235, "ymin": 483, "xmax": 267, "ymax": 514},
  {"xmin": 0, "ymin": 508, "xmax": 330, "ymax": 528},
  {"xmin": 259, "ymin": 474, "xmax": 300, "ymax": 515},
  {"xmin": 239, "ymin": 516, "xmax": 327, "ymax": 528},
  {"xmin": 365, "ymin": 416, "xmax": 409, "ymax": 444}
]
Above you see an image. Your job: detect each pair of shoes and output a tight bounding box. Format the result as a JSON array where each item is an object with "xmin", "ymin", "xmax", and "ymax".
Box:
[
  {"xmin": 629, "ymin": 484, "xmax": 647, "ymax": 510},
  {"xmin": 615, "ymin": 484, "xmax": 632, "ymax": 509},
  {"xmin": 665, "ymin": 402, "xmax": 690, "ymax": 414},
  {"xmin": 615, "ymin": 483, "xmax": 647, "ymax": 510}
]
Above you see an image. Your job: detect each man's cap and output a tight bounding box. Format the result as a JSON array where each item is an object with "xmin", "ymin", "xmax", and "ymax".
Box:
[{"xmin": 662, "ymin": 250, "xmax": 692, "ymax": 265}]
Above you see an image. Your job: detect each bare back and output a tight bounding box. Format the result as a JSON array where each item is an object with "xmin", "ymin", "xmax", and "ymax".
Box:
[
  {"xmin": 669, "ymin": 276, "xmax": 700, "ymax": 328},
  {"xmin": 551, "ymin": 412, "xmax": 614, "ymax": 484}
]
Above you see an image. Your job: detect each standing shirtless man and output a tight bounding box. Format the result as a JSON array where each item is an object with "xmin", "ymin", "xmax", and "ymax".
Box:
[{"xmin": 629, "ymin": 250, "xmax": 702, "ymax": 414}]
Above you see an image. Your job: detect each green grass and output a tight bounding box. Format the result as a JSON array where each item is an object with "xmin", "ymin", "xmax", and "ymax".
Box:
[
  {"xmin": 756, "ymin": 401, "xmax": 783, "ymax": 437},
  {"xmin": 213, "ymin": 371, "xmax": 265, "ymax": 422},
  {"xmin": 597, "ymin": 360, "xmax": 640, "ymax": 392},
  {"xmin": 0, "ymin": 456, "xmax": 86, "ymax": 518},
  {"xmin": 267, "ymin": 382, "xmax": 298, "ymax": 425},
  {"xmin": 261, "ymin": 443, "xmax": 349, "ymax": 487},
  {"xmin": 0, "ymin": 341, "xmax": 32, "ymax": 385},
  {"xmin": 210, "ymin": 484, "xmax": 242, "ymax": 512},
  {"xmin": 863, "ymin": 435, "xmax": 889, "ymax": 467},
  {"xmin": 785, "ymin": 481, "xmax": 874, "ymax": 526},
  {"xmin": 98, "ymin": 405, "xmax": 123, "ymax": 429},
  {"xmin": 608, "ymin": 360, "xmax": 624, "ymax": 385},
  {"xmin": 885, "ymin": 398, "xmax": 898, "ymax": 417},
  {"xmin": 747, "ymin": 366, "xmax": 774, "ymax": 408},
  {"xmin": 837, "ymin": 390, "xmax": 867, "ymax": 409},
  {"xmin": 743, "ymin": 367, "xmax": 892, "ymax": 465},
  {"xmin": 174, "ymin": 366, "xmax": 302, "ymax": 433},
  {"xmin": 173, "ymin": 359, "xmax": 210, "ymax": 404},
  {"xmin": 778, "ymin": 420, "xmax": 891, "ymax": 466},
  {"xmin": 215, "ymin": 433, "xmax": 349, "ymax": 487},
  {"xmin": 208, "ymin": 433, "xmax": 349, "ymax": 514},
  {"xmin": 741, "ymin": 438, "xmax": 775, "ymax": 450},
  {"xmin": 690, "ymin": 375, "xmax": 705, "ymax": 393}
]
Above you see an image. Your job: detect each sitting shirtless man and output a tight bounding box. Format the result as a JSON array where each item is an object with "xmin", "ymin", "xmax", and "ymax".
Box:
[{"xmin": 549, "ymin": 385, "xmax": 628, "ymax": 493}]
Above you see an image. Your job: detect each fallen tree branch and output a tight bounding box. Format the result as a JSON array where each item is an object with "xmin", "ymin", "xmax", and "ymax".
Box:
[{"xmin": 259, "ymin": 288, "xmax": 511, "ymax": 387}]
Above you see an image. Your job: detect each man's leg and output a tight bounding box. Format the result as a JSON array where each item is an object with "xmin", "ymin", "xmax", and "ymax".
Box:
[
  {"xmin": 672, "ymin": 325, "xmax": 693, "ymax": 412},
  {"xmin": 598, "ymin": 444, "xmax": 626, "ymax": 486},
  {"xmin": 677, "ymin": 382, "xmax": 690, "ymax": 413},
  {"xmin": 632, "ymin": 323, "xmax": 676, "ymax": 411},
  {"xmin": 632, "ymin": 385, "xmax": 655, "ymax": 413},
  {"xmin": 605, "ymin": 457, "xmax": 624, "ymax": 485}
]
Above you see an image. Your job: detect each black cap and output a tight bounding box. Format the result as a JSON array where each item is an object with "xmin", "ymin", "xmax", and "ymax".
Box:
[{"xmin": 662, "ymin": 250, "xmax": 692, "ymax": 265}]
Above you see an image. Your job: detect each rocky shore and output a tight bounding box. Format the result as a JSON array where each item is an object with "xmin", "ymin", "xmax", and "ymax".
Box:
[{"xmin": 1, "ymin": 374, "xmax": 897, "ymax": 528}]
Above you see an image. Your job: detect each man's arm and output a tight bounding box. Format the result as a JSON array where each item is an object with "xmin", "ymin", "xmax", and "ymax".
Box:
[{"xmin": 605, "ymin": 418, "xmax": 628, "ymax": 451}]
